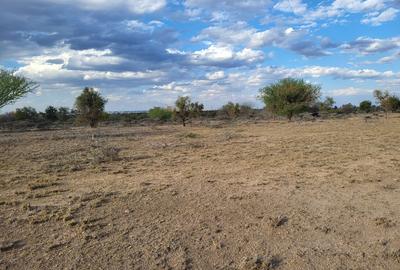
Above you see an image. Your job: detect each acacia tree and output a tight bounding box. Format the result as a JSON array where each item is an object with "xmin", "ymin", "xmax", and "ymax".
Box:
[
  {"xmin": 373, "ymin": 90, "xmax": 400, "ymax": 118},
  {"xmin": 0, "ymin": 69, "xmax": 38, "ymax": 109},
  {"xmin": 259, "ymin": 78, "xmax": 321, "ymax": 121},
  {"xmin": 75, "ymin": 87, "xmax": 107, "ymax": 128},
  {"xmin": 174, "ymin": 96, "xmax": 204, "ymax": 126}
]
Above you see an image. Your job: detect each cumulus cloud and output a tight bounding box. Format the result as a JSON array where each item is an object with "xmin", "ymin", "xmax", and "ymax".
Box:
[
  {"xmin": 341, "ymin": 37, "xmax": 400, "ymax": 55},
  {"xmin": 328, "ymin": 87, "xmax": 368, "ymax": 96},
  {"xmin": 167, "ymin": 44, "xmax": 265, "ymax": 67},
  {"xmin": 362, "ymin": 8, "xmax": 399, "ymax": 26},
  {"xmin": 274, "ymin": 0, "xmax": 307, "ymax": 15},
  {"xmin": 193, "ymin": 23, "xmax": 334, "ymax": 57}
]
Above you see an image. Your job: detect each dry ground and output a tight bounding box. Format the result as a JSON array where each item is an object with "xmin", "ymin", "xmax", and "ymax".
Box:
[{"xmin": 1, "ymin": 117, "xmax": 400, "ymax": 269}]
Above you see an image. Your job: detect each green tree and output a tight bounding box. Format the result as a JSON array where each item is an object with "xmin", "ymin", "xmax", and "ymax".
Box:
[
  {"xmin": 75, "ymin": 87, "xmax": 107, "ymax": 128},
  {"xmin": 359, "ymin": 100, "xmax": 372, "ymax": 113},
  {"xmin": 340, "ymin": 103, "xmax": 356, "ymax": 114},
  {"xmin": 45, "ymin": 106, "xmax": 58, "ymax": 121},
  {"xmin": 15, "ymin": 106, "xmax": 38, "ymax": 121},
  {"xmin": 259, "ymin": 78, "xmax": 321, "ymax": 121},
  {"xmin": 373, "ymin": 90, "xmax": 400, "ymax": 118},
  {"xmin": 189, "ymin": 102, "xmax": 204, "ymax": 118},
  {"xmin": 57, "ymin": 107, "xmax": 70, "ymax": 121},
  {"xmin": 148, "ymin": 107, "xmax": 173, "ymax": 121},
  {"xmin": 319, "ymin": 96, "xmax": 335, "ymax": 112},
  {"xmin": 0, "ymin": 69, "xmax": 38, "ymax": 109},
  {"xmin": 174, "ymin": 96, "xmax": 191, "ymax": 126}
]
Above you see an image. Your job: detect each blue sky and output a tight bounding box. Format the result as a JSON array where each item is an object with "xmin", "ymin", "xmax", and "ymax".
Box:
[{"xmin": 1, "ymin": 0, "xmax": 399, "ymax": 112}]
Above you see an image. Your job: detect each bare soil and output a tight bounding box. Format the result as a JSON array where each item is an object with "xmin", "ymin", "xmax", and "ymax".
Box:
[{"xmin": 1, "ymin": 117, "xmax": 400, "ymax": 269}]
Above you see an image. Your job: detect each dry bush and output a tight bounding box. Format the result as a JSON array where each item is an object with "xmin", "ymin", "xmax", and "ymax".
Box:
[{"xmin": 89, "ymin": 142, "xmax": 121, "ymax": 164}]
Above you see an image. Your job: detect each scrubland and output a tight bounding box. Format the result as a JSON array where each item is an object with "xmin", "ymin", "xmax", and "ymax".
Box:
[{"xmin": 1, "ymin": 116, "xmax": 400, "ymax": 269}]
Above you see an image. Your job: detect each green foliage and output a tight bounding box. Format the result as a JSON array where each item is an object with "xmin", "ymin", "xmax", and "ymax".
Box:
[
  {"xmin": 359, "ymin": 100, "xmax": 372, "ymax": 113},
  {"xmin": 148, "ymin": 107, "xmax": 173, "ymax": 121},
  {"xmin": 189, "ymin": 102, "xmax": 204, "ymax": 118},
  {"xmin": 15, "ymin": 106, "xmax": 38, "ymax": 121},
  {"xmin": 221, "ymin": 102, "xmax": 240, "ymax": 118},
  {"xmin": 319, "ymin": 96, "xmax": 335, "ymax": 112},
  {"xmin": 45, "ymin": 106, "xmax": 58, "ymax": 121},
  {"xmin": 75, "ymin": 87, "xmax": 107, "ymax": 128},
  {"xmin": 374, "ymin": 90, "xmax": 400, "ymax": 117},
  {"xmin": 174, "ymin": 96, "xmax": 204, "ymax": 126},
  {"xmin": 57, "ymin": 107, "xmax": 71, "ymax": 121},
  {"xmin": 0, "ymin": 69, "xmax": 38, "ymax": 109},
  {"xmin": 339, "ymin": 103, "xmax": 356, "ymax": 114},
  {"xmin": 259, "ymin": 78, "xmax": 321, "ymax": 120}
]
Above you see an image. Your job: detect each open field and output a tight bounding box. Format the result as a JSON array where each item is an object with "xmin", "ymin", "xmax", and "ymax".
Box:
[{"xmin": 1, "ymin": 117, "xmax": 400, "ymax": 269}]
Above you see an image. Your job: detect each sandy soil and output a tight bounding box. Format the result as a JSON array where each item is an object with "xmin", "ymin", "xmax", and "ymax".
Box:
[{"xmin": 1, "ymin": 117, "xmax": 400, "ymax": 269}]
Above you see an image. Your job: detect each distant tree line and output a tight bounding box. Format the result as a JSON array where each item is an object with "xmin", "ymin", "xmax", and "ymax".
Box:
[{"xmin": 1, "ymin": 68, "xmax": 400, "ymax": 128}]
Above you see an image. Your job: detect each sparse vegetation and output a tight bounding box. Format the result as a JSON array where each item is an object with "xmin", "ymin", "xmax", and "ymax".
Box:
[{"xmin": 221, "ymin": 102, "xmax": 240, "ymax": 119}]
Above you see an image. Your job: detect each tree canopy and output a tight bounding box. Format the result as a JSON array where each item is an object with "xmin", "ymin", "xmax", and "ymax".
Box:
[
  {"xmin": 259, "ymin": 78, "xmax": 321, "ymax": 120},
  {"xmin": 0, "ymin": 69, "xmax": 38, "ymax": 109},
  {"xmin": 75, "ymin": 87, "xmax": 107, "ymax": 128}
]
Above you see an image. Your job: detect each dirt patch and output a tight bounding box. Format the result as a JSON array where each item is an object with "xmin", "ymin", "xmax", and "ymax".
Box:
[{"xmin": 1, "ymin": 117, "xmax": 400, "ymax": 269}]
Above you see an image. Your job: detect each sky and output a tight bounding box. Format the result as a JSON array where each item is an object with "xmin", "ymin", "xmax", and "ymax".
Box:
[{"xmin": 1, "ymin": 0, "xmax": 399, "ymax": 112}]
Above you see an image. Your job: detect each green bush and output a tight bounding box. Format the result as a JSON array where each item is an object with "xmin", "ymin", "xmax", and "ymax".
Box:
[
  {"xmin": 359, "ymin": 100, "xmax": 372, "ymax": 113},
  {"xmin": 259, "ymin": 78, "xmax": 321, "ymax": 121},
  {"xmin": 148, "ymin": 107, "xmax": 173, "ymax": 121},
  {"xmin": 15, "ymin": 106, "xmax": 38, "ymax": 121}
]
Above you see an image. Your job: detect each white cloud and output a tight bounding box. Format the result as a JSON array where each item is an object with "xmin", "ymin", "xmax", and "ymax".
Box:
[
  {"xmin": 16, "ymin": 46, "xmax": 165, "ymax": 82},
  {"xmin": 328, "ymin": 87, "xmax": 368, "ymax": 96},
  {"xmin": 274, "ymin": 0, "xmax": 307, "ymax": 15},
  {"xmin": 341, "ymin": 37, "xmax": 400, "ymax": 55},
  {"xmin": 206, "ymin": 71, "xmax": 225, "ymax": 80},
  {"xmin": 362, "ymin": 8, "xmax": 398, "ymax": 26}
]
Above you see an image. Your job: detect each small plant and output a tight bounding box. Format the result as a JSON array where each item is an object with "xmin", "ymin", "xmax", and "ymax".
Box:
[{"xmin": 90, "ymin": 142, "xmax": 121, "ymax": 164}]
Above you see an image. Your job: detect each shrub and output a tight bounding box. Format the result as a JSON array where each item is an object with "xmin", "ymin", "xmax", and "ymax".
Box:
[
  {"xmin": 221, "ymin": 102, "xmax": 240, "ymax": 118},
  {"xmin": 259, "ymin": 78, "xmax": 321, "ymax": 121},
  {"xmin": 45, "ymin": 106, "xmax": 58, "ymax": 121},
  {"xmin": 319, "ymin": 96, "xmax": 335, "ymax": 112},
  {"xmin": 75, "ymin": 87, "xmax": 107, "ymax": 128},
  {"xmin": 339, "ymin": 103, "xmax": 356, "ymax": 114},
  {"xmin": 359, "ymin": 100, "xmax": 372, "ymax": 113},
  {"xmin": 15, "ymin": 106, "xmax": 38, "ymax": 121},
  {"xmin": 57, "ymin": 107, "xmax": 71, "ymax": 121},
  {"xmin": 148, "ymin": 107, "xmax": 173, "ymax": 121}
]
